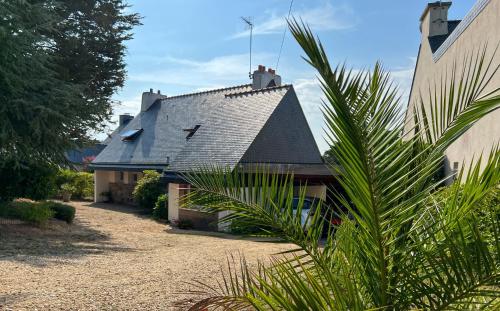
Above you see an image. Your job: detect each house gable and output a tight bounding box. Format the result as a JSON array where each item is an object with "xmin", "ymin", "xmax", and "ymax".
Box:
[{"xmin": 240, "ymin": 87, "xmax": 323, "ymax": 165}]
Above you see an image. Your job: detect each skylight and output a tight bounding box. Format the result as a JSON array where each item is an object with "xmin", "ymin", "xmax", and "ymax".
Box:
[
  {"xmin": 183, "ymin": 125, "xmax": 201, "ymax": 140},
  {"xmin": 120, "ymin": 128, "xmax": 143, "ymax": 141}
]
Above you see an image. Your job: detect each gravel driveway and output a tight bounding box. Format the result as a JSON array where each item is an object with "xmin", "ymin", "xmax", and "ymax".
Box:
[{"xmin": 0, "ymin": 201, "xmax": 293, "ymax": 310}]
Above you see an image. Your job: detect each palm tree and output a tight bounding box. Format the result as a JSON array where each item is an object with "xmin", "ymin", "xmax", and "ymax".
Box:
[{"xmin": 183, "ymin": 21, "xmax": 500, "ymax": 310}]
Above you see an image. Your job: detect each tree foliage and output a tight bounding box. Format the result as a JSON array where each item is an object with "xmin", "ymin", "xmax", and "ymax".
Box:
[
  {"xmin": 0, "ymin": 160, "xmax": 58, "ymax": 202},
  {"xmin": 0, "ymin": 0, "xmax": 140, "ymax": 165},
  {"xmin": 183, "ymin": 21, "xmax": 500, "ymax": 310}
]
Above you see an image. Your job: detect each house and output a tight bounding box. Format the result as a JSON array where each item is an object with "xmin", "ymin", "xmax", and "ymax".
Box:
[
  {"xmin": 91, "ymin": 66, "xmax": 334, "ymax": 228},
  {"xmin": 404, "ymin": 0, "xmax": 500, "ymax": 179},
  {"xmin": 65, "ymin": 144, "xmax": 106, "ymax": 171}
]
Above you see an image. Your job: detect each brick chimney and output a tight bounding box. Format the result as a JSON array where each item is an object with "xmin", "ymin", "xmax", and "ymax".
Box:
[
  {"xmin": 420, "ymin": 2, "xmax": 452, "ymax": 37},
  {"xmin": 141, "ymin": 89, "xmax": 167, "ymax": 112},
  {"xmin": 252, "ymin": 65, "xmax": 282, "ymax": 90}
]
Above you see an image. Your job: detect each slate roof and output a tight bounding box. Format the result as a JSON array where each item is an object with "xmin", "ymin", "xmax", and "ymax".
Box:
[
  {"xmin": 92, "ymin": 83, "xmax": 323, "ymax": 173},
  {"xmin": 66, "ymin": 144, "xmax": 106, "ymax": 164}
]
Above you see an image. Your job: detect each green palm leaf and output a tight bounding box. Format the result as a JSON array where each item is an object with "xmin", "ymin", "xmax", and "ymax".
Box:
[{"xmin": 184, "ymin": 19, "xmax": 500, "ymax": 311}]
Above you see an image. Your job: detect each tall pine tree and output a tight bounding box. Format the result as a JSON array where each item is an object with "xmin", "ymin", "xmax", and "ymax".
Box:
[{"xmin": 0, "ymin": 0, "xmax": 140, "ymax": 165}]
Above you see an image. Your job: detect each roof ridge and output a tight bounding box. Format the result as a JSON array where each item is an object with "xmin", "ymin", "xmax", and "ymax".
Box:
[
  {"xmin": 224, "ymin": 84, "xmax": 292, "ymax": 98},
  {"xmin": 161, "ymin": 84, "xmax": 252, "ymax": 101}
]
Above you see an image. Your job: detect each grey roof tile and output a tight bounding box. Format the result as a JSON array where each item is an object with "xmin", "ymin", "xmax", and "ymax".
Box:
[{"xmin": 93, "ymin": 83, "xmax": 323, "ymax": 173}]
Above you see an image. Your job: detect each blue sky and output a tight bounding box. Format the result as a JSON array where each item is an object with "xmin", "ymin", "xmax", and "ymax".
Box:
[{"xmin": 105, "ymin": 0, "xmax": 476, "ymax": 153}]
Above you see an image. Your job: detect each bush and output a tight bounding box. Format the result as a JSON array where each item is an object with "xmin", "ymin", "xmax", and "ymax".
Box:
[
  {"xmin": 0, "ymin": 200, "xmax": 54, "ymax": 225},
  {"xmin": 41, "ymin": 201, "xmax": 76, "ymax": 223},
  {"xmin": 0, "ymin": 161, "xmax": 58, "ymax": 202},
  {"xmin": 153, "ymin": 194, "xmax": 168, "ymax": 220},
  {"xmin": 56, "ymin": 169, "xmax": 94, "ymax": 199},
  {"xmin": 133, "ymin": 170, "xmax": 163, "ymax": 210},
  {"xmin": 61, "ymin": 183, "xmax": 76, "ymax": 194}
]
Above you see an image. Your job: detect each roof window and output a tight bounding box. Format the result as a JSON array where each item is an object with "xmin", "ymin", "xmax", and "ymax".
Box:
[
  {"xmin": 120, "ymin": 128, "xmax": 143, "ymax": 141},
  {"xmin": 183, "ymin": 125, "xmax": 201, "ymax": 140}
]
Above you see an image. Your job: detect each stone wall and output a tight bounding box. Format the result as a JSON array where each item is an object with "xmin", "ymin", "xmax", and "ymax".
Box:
[{"xmin": 109, "ymin": 182, "xmax": 136, "ymax": 205}]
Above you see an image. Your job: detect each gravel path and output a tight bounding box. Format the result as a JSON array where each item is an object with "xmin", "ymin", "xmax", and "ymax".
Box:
[{"xmin": 0, "ymin": 201, "xmax": 293, "ymax": 310}]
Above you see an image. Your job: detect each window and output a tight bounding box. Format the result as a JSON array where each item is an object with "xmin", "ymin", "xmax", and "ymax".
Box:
[
  {"xmin": 119, "ymin": 171, "xmax": 124, "ymax": 181},
  {"xmin": 183, "ymin": 125, "xmax": 201, "ymax": 140},
  {"xmin": 133, "ymin": 174, "xmax": 138, "ymax": 182},
  {"xmin": 120, "ymin": 128, "xmax": 143, "ymax": 141}
]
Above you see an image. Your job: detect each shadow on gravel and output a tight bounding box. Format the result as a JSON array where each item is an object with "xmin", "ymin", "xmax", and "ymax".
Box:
[
  {"xmin": 88, "ymin": 202, "xmax": 152, "ymax": 218},
  {"xmin": 0, "ymin": 216, "xmax": 134, "ymax": 267},
  {"xmin": 163, "ymin": 226, "xmax": 286, "ymax": 243}
]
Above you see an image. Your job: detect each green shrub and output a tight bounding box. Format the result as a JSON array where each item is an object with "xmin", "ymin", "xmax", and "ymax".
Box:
[
  {"xmin": 56, "ymin": 169, "xmax": 94, "ymax": 199},
  {"xmin": 0, "ymin": 201, "xmax": 54, "ymax": 225},
  {"xmin": 153, "ymin": 194, "xmax": 168, "ymax": 220},
  {"xmin": 72, "ymin": 172, "xmax": 93, "ymax": 199},
  {"xmin": 132, "ymin": 170, "xmax": 163, "ymax": 210},
  {"xmin": 41, "ymin": 201, "xmax": 76, "ymax": 223},
  {"xmin": 0, "ymin": 161, "xmax": 58, "ymax": 202},
  {"xmin": 61, "ymin": 183, "xmax": 76, "ymax": 194}
]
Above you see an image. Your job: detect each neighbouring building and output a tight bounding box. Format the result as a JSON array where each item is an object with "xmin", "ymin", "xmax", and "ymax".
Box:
[
  {"xmin": 404, "ymin": 0, "xmax": 500, "ymax": 179},
  {"xmin": 65, "ymin": 114, "xmax": 133, "ymax": 171},
  {"xmin": 91, "ymin": 65, "xmax": 334, "ymax": 230},
  {"xmin": 65, "ymin": 144, "xmax": 106, "ymax": 171}
]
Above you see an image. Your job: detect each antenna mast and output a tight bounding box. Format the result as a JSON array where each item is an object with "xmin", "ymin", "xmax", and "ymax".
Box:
[{"xmin": 241, "ymin": 17, "xmax": 253, "ymax": 79}]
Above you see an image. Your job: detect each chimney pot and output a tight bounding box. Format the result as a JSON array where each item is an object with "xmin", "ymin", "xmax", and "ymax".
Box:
[
  {"xmin": 420, "ymin": 1, "xmax": 451, "ymax": 37},
  {"xmin": 141, "ymin": 90, "xmax": 167, "ymax": 112},
  {"xmin": 252, "ymin": 65, "xmax": 281, "ymax": 90}
]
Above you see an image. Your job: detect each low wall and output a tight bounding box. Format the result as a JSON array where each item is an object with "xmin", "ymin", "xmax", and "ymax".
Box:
[{"xmin": 178, "ymin": 208, "xmax": 218, "ymax": 231}]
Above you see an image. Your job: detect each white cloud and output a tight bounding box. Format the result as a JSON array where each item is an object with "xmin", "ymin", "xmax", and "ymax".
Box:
[
  {"xmin": 230, "ymin": 2, "xmax": 357, "ymax": 39},
  {"xmin": 129, "ymin": 53, "xmax": 274, "ymax": 89}
]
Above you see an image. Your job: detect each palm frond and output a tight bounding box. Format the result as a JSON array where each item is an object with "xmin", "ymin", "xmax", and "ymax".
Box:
[{"xmin": 185, "ymin": 19, "xmax": 500, "ymax": 311}]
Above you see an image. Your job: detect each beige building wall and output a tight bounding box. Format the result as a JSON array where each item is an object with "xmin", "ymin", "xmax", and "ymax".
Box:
[
  {"xmin": 94, "ymin": 170, "xmax": 145, "ymax": 202},
  {"xmin": 168, "ymin": 183, "xmax": 180, "ymax": 222},
  {"xmin": 94, "ymin": 170, "xmax": 116, "ymax": 202},
  {"xmin": 405, "ymin": 0, "xmax": 500, "ymax": 177}
]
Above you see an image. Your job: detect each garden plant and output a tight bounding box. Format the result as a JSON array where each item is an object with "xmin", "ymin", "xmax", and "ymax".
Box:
[{"xmin": 183, "ymin": 21, "xmax": 500, "ymax": 310}]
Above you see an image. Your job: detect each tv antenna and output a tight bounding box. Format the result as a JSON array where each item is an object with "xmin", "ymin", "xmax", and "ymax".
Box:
[{"xmin": 241, "ymin": 16, "xmax": 253, "ymax": 79}]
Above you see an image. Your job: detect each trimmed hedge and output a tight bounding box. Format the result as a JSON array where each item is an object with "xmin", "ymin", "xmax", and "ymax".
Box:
[
  {"xmin": 0, "ymin": 200, "xmax": 76, "ymax": 225},
  {"xmin": 41, "ymin": 201, "xmax": 76, "ymax": 223},
  {"xmin": 0, "ymin": 200, "xmax": 54, "ymax": 225},
  {"xmin": 153, "ymin": 194, "xmax": 168, "ymax": 220}
]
